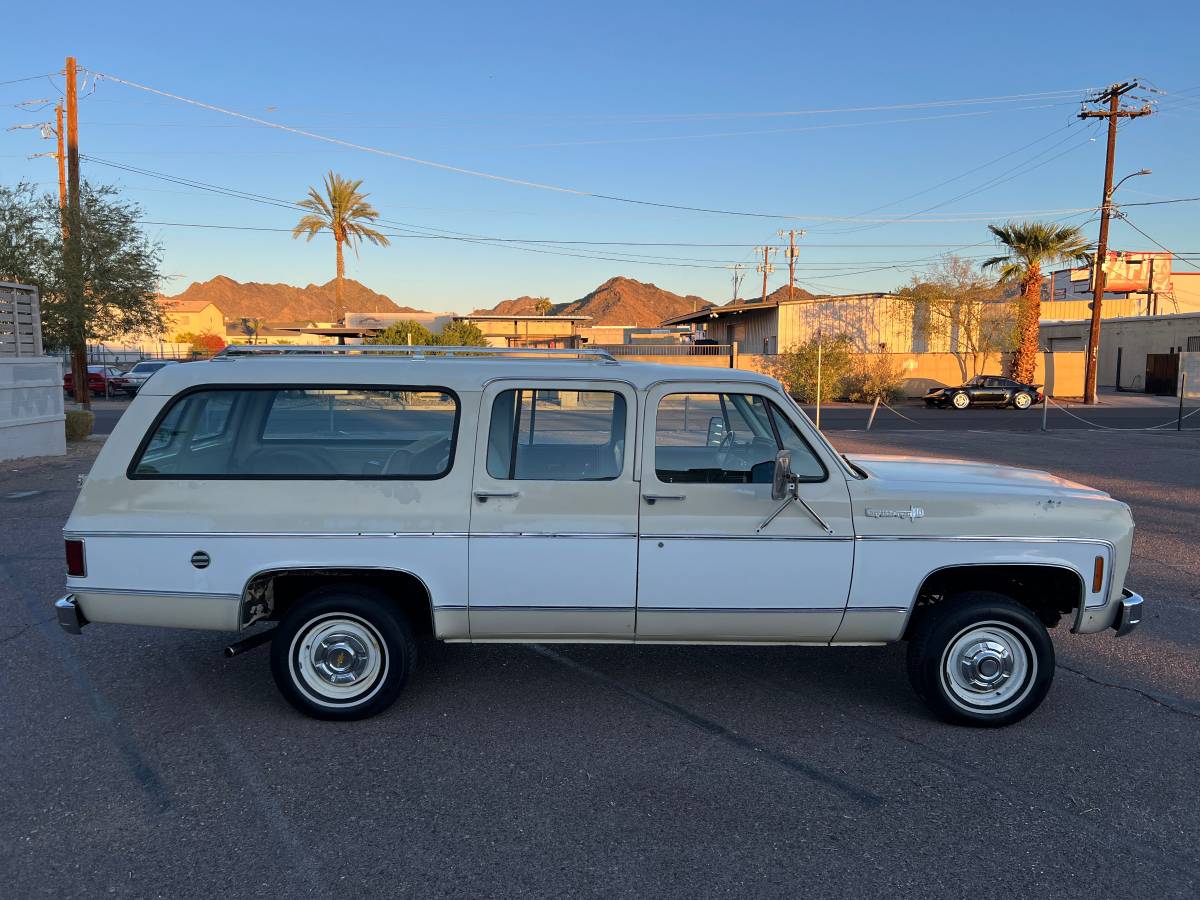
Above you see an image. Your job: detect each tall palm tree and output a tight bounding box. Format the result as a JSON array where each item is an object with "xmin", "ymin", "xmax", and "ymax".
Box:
[
  {"xmin": 292, "ymin": 172, "xmax": 390, "ymax": 322},
  {"xmin": 533, "ymin": 297, "xmax": 553, "ymax": 316},
  {"xmin": 981, "ymin": 221, "xmax": 1091, "ymax": 383}
]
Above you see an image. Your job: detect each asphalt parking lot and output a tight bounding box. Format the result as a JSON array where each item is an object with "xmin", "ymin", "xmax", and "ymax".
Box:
[{"xmin": 2, "ymin": 429, "xmax": 1198, "ymax": 897}]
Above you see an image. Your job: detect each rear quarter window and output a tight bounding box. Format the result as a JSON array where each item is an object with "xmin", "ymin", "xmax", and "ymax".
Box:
[{"xmin": 129, "ymin": 385, "xmax": 459, "ymax": 480}]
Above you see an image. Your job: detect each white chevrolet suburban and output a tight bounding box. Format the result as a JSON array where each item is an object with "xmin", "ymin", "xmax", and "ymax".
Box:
[{"xmin": 54, "ymin": 346, "xmax": 1144, "ymax": 725}]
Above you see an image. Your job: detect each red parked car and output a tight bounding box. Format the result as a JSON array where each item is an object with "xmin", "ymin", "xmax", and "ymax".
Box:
[{"xmin": 63, "ymin": 365, "xmax": 125, "ymax": 399}]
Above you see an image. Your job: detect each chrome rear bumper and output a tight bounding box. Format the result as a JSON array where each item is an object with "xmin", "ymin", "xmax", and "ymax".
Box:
[
  {"xmin": 1113, "ymin": 589, "xmax": 1144, "ymax": 637},
  {"xmin": 55, "ymin": 594, "xmax": 87, "ymax": 635}
]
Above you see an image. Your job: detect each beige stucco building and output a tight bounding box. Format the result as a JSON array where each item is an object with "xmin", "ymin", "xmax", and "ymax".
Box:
[
  {"xmin": 663, "ymin": 293, "xmax": 971, "ymax": 356},
  {"xmin": 1039, "ymin": 312, "xmax": 1200, "ymax": 393}
]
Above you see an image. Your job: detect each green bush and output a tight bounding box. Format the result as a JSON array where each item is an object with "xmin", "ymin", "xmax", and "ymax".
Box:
[
  {"xmin": 771, "ymin": 334, "xmax": 855, "ymax": 403},
  {"xmin": 65, "ymin": 409, "xmax": 94, "ymax": 441},
  {"xmin": 844, "ymin": 353, "xmax": 905, "ymax": 404}
]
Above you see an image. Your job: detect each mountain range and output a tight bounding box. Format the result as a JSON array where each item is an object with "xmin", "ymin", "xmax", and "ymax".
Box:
[
  {"xmin": 162, "ymin": 275, "xmax": 717, "ymax": 327},
  {"xmin": 164, "ymin": 276, "xmax": 418, "ymax": 324}
]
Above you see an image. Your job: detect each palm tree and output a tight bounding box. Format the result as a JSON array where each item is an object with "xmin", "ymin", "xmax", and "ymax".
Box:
[
  {"xmin": 981, "ymin": 221, "xmax": 1091, "ymax": 384},
  {"xmin": 292, "ymin": 172, "xmax": 390, "ymax": 322},
  {"xmin": 533, "ymin": 297, "xmax": 553, "ymax": 316}
]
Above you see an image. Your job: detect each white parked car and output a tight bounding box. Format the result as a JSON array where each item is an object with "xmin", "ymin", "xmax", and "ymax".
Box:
[
  {"xmin": 110, "ymin": 359, "xmax": 180, "ymax": 396},
  {"xmin": 54, "ymin": 346, "xmax": 1144, "ymax": 725}
]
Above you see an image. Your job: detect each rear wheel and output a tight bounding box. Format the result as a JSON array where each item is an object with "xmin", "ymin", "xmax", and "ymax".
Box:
[
  {"xmin": 1012, "ymin": 391, "xmax": 1033, "ymax": 410},
  {"xmin": 270, "ymin": 584, "xmax": 416, "ymax": 720},
  {"xmin": 907, "ymin": 591, "xmax": 1054, "ymax": 726},
  {"xmin": 951, "ymin": 391, "xmax": 970, "ymax": 409}
]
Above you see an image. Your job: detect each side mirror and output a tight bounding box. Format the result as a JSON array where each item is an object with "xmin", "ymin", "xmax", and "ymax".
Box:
[
  {"xmin": 706, "ymin": 416, "xmax": 728, "ymax": 447},
  {"xmin": 771, "ymin": 449, "xmax": 796, "ymax": 501}
]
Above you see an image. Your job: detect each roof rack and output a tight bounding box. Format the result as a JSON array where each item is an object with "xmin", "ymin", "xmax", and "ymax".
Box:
[{"xmin": 214, "ymin": 344, "xmax": 618, "ymax": 363}]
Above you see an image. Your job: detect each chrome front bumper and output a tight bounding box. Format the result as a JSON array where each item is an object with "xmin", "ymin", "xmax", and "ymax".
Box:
[
  {"xmin": 55, "ymin": 594, "xmax": 87, "ymax": 635},
  {"xmin": 1113, "ymin": 589, "xmax": 1144, "ymax": 637}
]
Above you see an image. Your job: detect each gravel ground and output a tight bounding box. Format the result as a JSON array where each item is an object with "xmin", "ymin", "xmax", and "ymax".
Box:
[{"xmin": 1, "ymin": 431, "xmax": 1197, "ymax": 898}]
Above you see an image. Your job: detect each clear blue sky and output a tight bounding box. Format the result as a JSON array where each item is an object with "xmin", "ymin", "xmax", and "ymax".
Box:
[{"xmin": 3, "ymin": 0, "xmax": 1198, "ymax": 313}]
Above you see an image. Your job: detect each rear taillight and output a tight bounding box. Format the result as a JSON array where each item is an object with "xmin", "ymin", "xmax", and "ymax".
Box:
[{"xmin": 65, "ymin": 539, "xmax": 86, "ymax": 577}]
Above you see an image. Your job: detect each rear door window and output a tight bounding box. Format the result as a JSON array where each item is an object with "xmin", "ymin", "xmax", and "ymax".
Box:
[
  {"xmin": 131, "ymin": 386, "xmax": 458, "ymax": 479},
  {"xmin": 486, "ymin": 389, "xmax": 627, "ymax": 481}
]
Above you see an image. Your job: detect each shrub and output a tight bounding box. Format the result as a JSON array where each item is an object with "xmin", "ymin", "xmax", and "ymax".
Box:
[
  {"xmin": 844, "ymin": 353, "xmax": 905, "ymax": 403},
  {"xmin": 771, "ymin": 334, "xmax": 855, "ymax": 403},
  {"xmin": 65, "ymin": 409, "xmax": 94, "ymax": 441}
]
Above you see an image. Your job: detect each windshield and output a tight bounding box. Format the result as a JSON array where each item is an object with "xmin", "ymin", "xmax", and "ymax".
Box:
[
  {"xmin": 781, "ymin": 393, "xmax": 864, "ymax": 479},
  {"xmin": 131, "ymin": 362, "xmax": 167, "ymax": 373}
]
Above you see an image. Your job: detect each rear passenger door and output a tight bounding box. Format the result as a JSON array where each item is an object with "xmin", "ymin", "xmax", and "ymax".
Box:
[{"xmin": 467, "ymin": 380, "xmax": 639, "ymax": 640}]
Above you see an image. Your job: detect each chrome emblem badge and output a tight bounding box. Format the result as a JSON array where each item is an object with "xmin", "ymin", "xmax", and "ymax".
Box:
[{"xmin": 864, "ymin": 506, "xmax": 925, "ymax": 520}]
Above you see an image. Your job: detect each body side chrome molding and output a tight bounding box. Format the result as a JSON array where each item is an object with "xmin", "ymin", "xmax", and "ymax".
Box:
[
  {"xmin": 640, "ymin": 533, "xmax": 853, "ymax": 542},
  {"xmin": 470, "ymin": 532, "xmax": 638, "ymax": 539},
  {"xmin": 65, "ymin": 530, "xmax": 470, "ymax": 539},
  {"xmin": 636, "ymin": 606, "xmax": 846, "ymax": 614},
  {"xmin": 74, "ymin": 586, "xmax": 239, "ymax": 601}
]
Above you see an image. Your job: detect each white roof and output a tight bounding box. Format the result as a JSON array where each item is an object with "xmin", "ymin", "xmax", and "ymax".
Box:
[{"xmin": 142, "ymin": 356, "xmax": 778, "ymax": 395}]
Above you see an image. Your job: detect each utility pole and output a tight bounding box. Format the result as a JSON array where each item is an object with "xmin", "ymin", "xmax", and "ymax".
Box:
[
  {"xmin": 1079, "ymin": 82, "xmax": 1152, "ymax": 404},
  {"xmin": 727, "ymin": 263, "xmax": 746, "ymax": 302},
  {"xmin": 64, "ymin": 56, "xmax": 90, "ymax": 409},
  {"xmin": 778, "ymin": 229, "xmax": 805, "ymax": 302},
  {"xmin": 56, "ymin": 103, "xmax": 67, "ymax": 238},
  {"xmin": 754, "ymin": 246, "xmax": 777, "ymax": 304}
]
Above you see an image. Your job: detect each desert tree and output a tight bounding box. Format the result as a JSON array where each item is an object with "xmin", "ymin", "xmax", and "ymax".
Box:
[
  {"xmin": 0, "ymin": 181, "xmax": 165, "ymax": 408},
  {"xmin": 895, "ymin": 255, "xmax": 1018, "ymax": 381},
  {"xmin": 292, "ymin": 172, "xmax": 390, "ymax": 322}
]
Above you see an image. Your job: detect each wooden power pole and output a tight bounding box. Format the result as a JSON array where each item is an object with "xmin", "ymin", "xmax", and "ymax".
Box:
[
  {"xmin": 1079, "ymin": 82, "xmax": 1152, "ymax": 404},
  {"xmin": 754, "ymin": 246, "xmax": 777, "ymax": 304},
  {"xmin": 64, "ymin": 56, "xmax": 89, "ymax": 409},
  {"xmin": 55, "ymin": 103, "xmax": 68, "ymax": 239},
  {"xmin": 778, "ymin": 229, "xmax": 805, "ymax": 302}
]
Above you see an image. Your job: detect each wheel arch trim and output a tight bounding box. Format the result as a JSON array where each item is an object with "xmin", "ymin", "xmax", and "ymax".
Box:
[
  {"xmin": 238, "ymin": 565, "xmax": 440, "ymax": 633},
  {"xmin": 899, "ymin": 561, "xmax": 1088, "ymax": 639}
]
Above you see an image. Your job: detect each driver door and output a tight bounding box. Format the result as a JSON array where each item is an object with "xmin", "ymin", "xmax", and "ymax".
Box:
[{"xmin": 636, "ymin": 383, "xmax": 854, "ymax": 642}]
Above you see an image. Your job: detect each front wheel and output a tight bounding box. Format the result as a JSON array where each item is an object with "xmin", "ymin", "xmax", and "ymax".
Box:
[
  {"xmin": 951, "ymin": 391, "xmax": 970, "ymax": 409},
  {"xmin": 906, "ymin": 591, "xmax": 1054, "ymax": 726},
  {"xmin": 1012, "ymin": 391, "xmax": 1033, "ymax": 410},
  {"xmin": 270, "ymin": 585, "xmax": 416, "ymax": 720}
]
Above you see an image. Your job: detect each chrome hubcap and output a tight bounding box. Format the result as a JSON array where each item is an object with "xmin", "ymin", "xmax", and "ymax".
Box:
[
  {"xmin": 941, "ymin": 622, "xmax": 1034, "ymax": 712},
  {"xmin": 1015, "ymin": 394, "xmax": 1030, "ymax": 408},
  {"xmin": 313, "ymin": 633, "xmax": 371, "ymax": 686},
  {"xmin": 957, "ymin": 638, "xmax": 1014, "ymax": 690},
  {"xmin": 953, "ymin": 394, "xmax": 968, "ymax": 408},
  {"xmin": 291, "ymin": 615, "xmax": 386, "ymax": 705}
]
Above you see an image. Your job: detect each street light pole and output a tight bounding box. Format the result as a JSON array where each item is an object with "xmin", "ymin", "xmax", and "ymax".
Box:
[{"xmin": 1079, "ymin": 82, "xmax": 1152, "ymax": 405}]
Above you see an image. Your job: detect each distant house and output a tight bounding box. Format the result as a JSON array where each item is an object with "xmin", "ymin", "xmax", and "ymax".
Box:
[
  {"xmin": 662, "ymin": 293, "xmax": 936, "ymax": 355},
  {"xmin": 161, "ymin": 298, "xmax": 224, "ymax": 339},
  {"xmin": 451, "ymin": 314, "xmax": 592, "ymax": 348}
]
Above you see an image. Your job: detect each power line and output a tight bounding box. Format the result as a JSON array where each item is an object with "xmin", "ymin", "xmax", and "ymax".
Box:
[
  {"xmin": 1115, "ymin": 214, "xmax": 1200, "ymax": 271},
  {"xmin": 0, "ymin": 73, "xmax": 57, "ymax": 87},
  {"xmin": 86, "ymin": 69, "xmax": 1088, "ymax": 222}
]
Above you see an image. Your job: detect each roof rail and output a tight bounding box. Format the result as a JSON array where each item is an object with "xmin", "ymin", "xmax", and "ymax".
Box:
[{"xmin": 214, "ymin": 344, "xmax": 618, "ymax": 363}]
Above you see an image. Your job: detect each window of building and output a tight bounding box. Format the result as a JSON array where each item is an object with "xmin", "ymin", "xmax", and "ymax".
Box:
[
  {"xmin": 1187, "ymin": 336, "xmax": 1200, "ymax": 352},
  {"xmin": 654, "ymin": 392, "xmax": 825, "ymax": 484},
  {"xmin": 486, "ymin": 389, "xmax": 626, "ymax": 481},
  {"xmin": 131, "ymin": 386, "xmax": 458, "ymax": 479}
]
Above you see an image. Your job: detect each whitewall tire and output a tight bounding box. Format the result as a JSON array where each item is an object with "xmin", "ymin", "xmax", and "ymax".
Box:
[{"xmin": 270, "ymin": 585, "xmax": 416, "ymax": 720}]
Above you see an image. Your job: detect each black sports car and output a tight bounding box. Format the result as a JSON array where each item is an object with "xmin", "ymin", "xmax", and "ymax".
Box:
[{"xmin": 924, "ymin": 375, "xmax": 1043, "ymax": 410}]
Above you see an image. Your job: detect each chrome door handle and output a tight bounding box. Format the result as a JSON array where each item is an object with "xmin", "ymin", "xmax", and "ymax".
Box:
[
  {"xmin": 643, "ymin": 493, "xmax": 686, "ymax": 504},
  {"xmin": 474, "ymin": 490, "xmax": 519, "ymax": 502}
]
